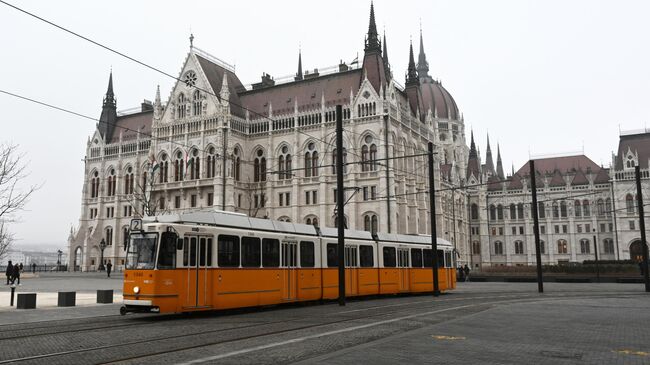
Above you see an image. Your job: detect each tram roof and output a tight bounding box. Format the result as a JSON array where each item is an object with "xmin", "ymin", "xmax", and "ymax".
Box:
[{"xmin": 144, "ymin": 211, "xmax": 453, "ymax": 247}]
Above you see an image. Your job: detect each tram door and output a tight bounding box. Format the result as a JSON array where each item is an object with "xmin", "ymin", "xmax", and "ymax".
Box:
[
  {"xmin": 184, "ymin": 236, "xmax": 213, "ymax": 308},
  {"xmin": 345, "ymin": 246, "xmax": 359, "ymax": 296},
  {"xmin": 281, "ymin": 240, "xmax": 298, "ymax": 301},
  {"xmin": 397, "ymin": 248, "xmax": 410, "ymax": 292}
]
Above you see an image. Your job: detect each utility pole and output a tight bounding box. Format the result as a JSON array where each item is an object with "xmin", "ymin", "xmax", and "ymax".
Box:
[
  {"xmin": 592, "ymin": 229, "xmax": 600, "ymax": 283},
  {"xmin": 529, "ymin": 160, "xmax": 544, "ymax": 293},
  {"xmin": 336, "ymin": 105, "xmax": 346, "ymax": 305},
  {"xmin": 428, "ymin": 142, "xmax": 440, "ymax": 296},
  {"xmin": 635, "ymin": 165, "xmax": 649, "ymax": 292}
]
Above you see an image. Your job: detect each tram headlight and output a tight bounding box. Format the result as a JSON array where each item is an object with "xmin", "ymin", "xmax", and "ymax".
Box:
[{"xmin": 133, "ymin": 286, "xmax": 140, "ymax": 294}]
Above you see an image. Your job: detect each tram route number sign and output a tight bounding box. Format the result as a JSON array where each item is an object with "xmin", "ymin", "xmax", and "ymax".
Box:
[{"xmin": 130, "ymin": 219, "xmax": 143, "ymax": 232}]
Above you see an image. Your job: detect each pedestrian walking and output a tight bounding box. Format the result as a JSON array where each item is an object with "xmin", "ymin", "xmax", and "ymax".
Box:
[
  {"xmin": 12, "ymin": 263, "xmax": 20, "ymax": 285},
  {"xmin": 31, "ymin": 262, "xmax": 36, "ymax": 274},
  {"xmin": 19, "ymin": 263, "xmax": 23, "ymax": 272},
  {"xmin": 457, "ymin": 266, "xmax": 464, "ymax": 281},
  {"xmin": 5, "ymin": 260, "xmax": 12, "ymax": 285},
  {"xmin": 463, "ymin": 264, "xmax": 471, "ymax": 282},
  {"xmin": 106, "ymin": 260, "xmax": 112, "ymax": 278}
]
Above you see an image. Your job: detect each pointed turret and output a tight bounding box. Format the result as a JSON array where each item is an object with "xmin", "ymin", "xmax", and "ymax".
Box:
[
  {"xmin": 365, "ymin": 2, "xmax": 380, "ymax": 52},
  {"xmin": 496, "ymin": 143, "xmax": 505, "ymax": 179},
  {"xmin": 295, "ymin": 49, "xmax": 303, "ymax": 81},
  {"xmin": 361, "ymin": 2, "xmax": 387, "ymax": 93},
  {"xmin": 466, "ymin": 130, "xmax": 481, "ymax": 180},
  {"xmin": 485, "ymin": 134, "xmax": 495, "ymax": 174},
  {"xmin": 417, "ymin": 27, "xmax": 429, "ymax": 79},
  {"xmin": 153, "ymin": 85, "xmax": 163, "ymax": 120},
  {"xmin": 382, "ymin": 31, "xmax": 391, "ymax": 79},
  {"xmin": 406, "ymin": 40, "xmax": 419, "ymax": 87},
  {"xmin": 98, "ymin": 71, "xmax": 117, "ymax": 141}
]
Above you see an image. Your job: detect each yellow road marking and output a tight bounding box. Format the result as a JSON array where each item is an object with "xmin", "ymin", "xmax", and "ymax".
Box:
[
  {"xmin": 614, "ymin": 349, "xmax": 650, "ymax": 357},
  {"xmin": 432, "ymin": 335, "xmax": 466, "ymax": 340}
]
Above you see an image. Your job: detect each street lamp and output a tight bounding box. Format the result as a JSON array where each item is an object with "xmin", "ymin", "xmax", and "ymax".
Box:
[
  {"xmin": 57, "ymin": 250, "xmax": 63, "ymax": 271},
  {"xmin": 593, "ymin": 228, "xmax": 600, "ymax": 283},
  {"xmin": 98, "ymin": 238, "xmax": 106, "ymax": 271}
]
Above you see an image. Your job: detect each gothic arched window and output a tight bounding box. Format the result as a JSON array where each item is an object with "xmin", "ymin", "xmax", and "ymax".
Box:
[
  {"xmin": 124, "ymin": 166, "xmax": 134, "ymax": 195},
  {"xmin": 574, "ymin": 200, "xmax": 581, "ymax": 217},
  {"xmin": 192, "ymin": 90, "xmax": 201, "ymax": 116},
  {"xmin": 90, "ymin": 171, "xmax": 100, "ymax": 198},
  {"xmin": 106, "ymin": 169, "xmax": 116, "ymax": 197},
  {"xmin": 582, "ymin": 200, "xmax": 590, "ymax": 217},
  {"xmin": 362, "ymin": 135, "xmax": 377, "ymax": 172},
  {"xmin": 232, "ymin": 147, "xmax": 241, "ymax": 181},
  {"xmin": 278, "ymin": 145, "xmax": 291, "ymax": 180},
  {"xmin": 254, "ymin": 149, "xmax": 266, "ymax": 182},
  {"xmin": 304, "ymin": 142, "xmax": 318, "ymax": 177},
  {"xmin": 174, "ymin": 151, "xmax": 184, "ymax": 182},
  {"xmin": 177, "ymin": 93, "xmax": 186, "ymax": 118},
  {"xmin": 189, "ymin": 149, "xmax": 200, "ymax": 180},
  {"xmin": 206, "ymin": 147, "xmax": 216, "ymax": 178},
  {"xmin": 159, "ymin": 153, "xmax": 169, "ymax": 183}
]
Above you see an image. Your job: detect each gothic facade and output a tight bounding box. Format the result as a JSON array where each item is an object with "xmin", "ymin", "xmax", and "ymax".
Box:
[{"xmin": 68, "ymin": 4, "xmax": 470, "ymax": 271}]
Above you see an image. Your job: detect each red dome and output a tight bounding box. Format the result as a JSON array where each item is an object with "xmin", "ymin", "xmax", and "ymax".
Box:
[{"xmin": 419, "ymin": 77, "xmax": 459, "ymax": 121}]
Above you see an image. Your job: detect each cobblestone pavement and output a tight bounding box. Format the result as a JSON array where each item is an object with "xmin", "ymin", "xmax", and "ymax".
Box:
[{"xmin": 0, "ymin": 282, "xmax": 647, "ymax": 365}]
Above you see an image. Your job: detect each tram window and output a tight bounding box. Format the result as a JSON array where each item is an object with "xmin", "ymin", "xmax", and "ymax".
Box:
[
  {"xmin": 383, "ymin": 247, "xmax": 396, "ymax": 267},
  {"xmin": 218, "ymin": 235, "xmax": 240, "ymax": 267},
  {"xmin": 183, "ymin": 237, "xmax": 189, "ymax": 266},
  {"xmin": 242, "ymin": 237, "xmax": 261, "ymax": 267},
  {"xmin": 190, "ymin": 237, "xmax": 197, "ymax": 266},
  {"xmin": 199, "ymin": 238, "xmax": 207, "ymax": 266},
  {"xmin": 437, "ymin": 250, "xmax": 445, "ymax": 267},
  {"xmin": 359, "ymin": 245, "xmax": 374, "ymax": 267},
  {"xmin": 207, "ymin": 238, "xmax": 213, "ymax": 266},
  {"xmin": 327, "ymin": 243, "xmax": 338, "ymax": 267},
  {"xmin": 300, "ymin": 241, "xmax": 315, "ymax": 268},
  {"xmin": 445, "ymin": 252, "xmax": 452, "ymax": 268},
  {"xmin": 157, "ymin": 232, "xmax": 177, "ymax": 269},
  {"xmin": 423, "ymin": 249, "xmax": 433, "ymax": 268},
  {"xmin": 411, "ymin": 248, "xmax": 423, "ymax": 268},
  {"xmin": 262, "ymin": 238, "xmax": 280, "ymax": 267}
]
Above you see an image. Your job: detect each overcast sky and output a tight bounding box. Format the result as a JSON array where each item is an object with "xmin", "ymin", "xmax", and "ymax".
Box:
[{"xmin": 1, "ymin": 0, "xmax": 649, "ymax": 248}]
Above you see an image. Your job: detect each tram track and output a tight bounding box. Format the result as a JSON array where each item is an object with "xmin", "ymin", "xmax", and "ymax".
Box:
[{"xmin": 2, "ymin": 291, "xmax": 635, "ymax": 365}]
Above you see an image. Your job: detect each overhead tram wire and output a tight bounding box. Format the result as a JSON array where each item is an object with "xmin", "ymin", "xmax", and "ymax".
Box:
[{"xmin": 2, "ymin": 0, "xmax": 444, "ymax": 181}]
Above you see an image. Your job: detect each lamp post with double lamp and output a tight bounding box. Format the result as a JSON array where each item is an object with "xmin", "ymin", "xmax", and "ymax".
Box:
[
  {"xmin": 98, "ymin": 238, "xmax": 106, "ymax": 271},
  {"xmin": 592, "ymin": 228, "xmax": 600, "ymax": 283}
]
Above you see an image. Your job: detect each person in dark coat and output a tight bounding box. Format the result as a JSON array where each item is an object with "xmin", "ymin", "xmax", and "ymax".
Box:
[
  {"xmin": 106, "ymin": 260, "xmax": 112, "ymax": 278},
  {"xmin": 12, "ymin": 263, "xmax": 20, "ymax": 285},
  {"xmin": 5, "ymin": 261, "xmax": 12, "ymax": 285},
  {"xmin": 463, "ymin": 264, "xmax": 471, "ymax": 282},
  {"xmin": 31, "ymin": 262, "xmax": 36, "ymax": 274}
]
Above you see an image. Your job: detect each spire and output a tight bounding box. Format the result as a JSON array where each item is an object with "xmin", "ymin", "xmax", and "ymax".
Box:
[
  {"xmin": 466, "ymin": 130, "xmax": 480, "ymax": 180},
  {"xmin": 153, "ymin": 85, "xmax": 163, "ymax": 120},
  {"xmin": 405, "ymin": 40, "xmax": 419, "ymax": 87},
  {"xmin": 103, "ymin": 71, "xmax": 115, "ymax": 108},
  {"xmin": 496, "ymin": 143, "xmax": 505, "ymax": 179},
  {"xmin": 220, "ymin": 73, "xmax": 230, "ymax": 101},
  {"xmin": 295, "ymin": 49, "xmax": 303, "ymax": 81},
  {"xmin": 468, "ymin": 130, "xmax": 477, "ymax": 159},
  {"xmin": 417, "ymin": 25, "xmax": 429, "ymax": 79},
  {"xmin": 365, "ymin": 2, "xmax": 381, "ymax": 53},
  {"xmin": 98, "ymin": 71, "xmax": 117, "ymax": 140},
  {"xmin": 485, "ymin": 134, "xmax": 495, "ymax": 174},
  {"xmin": 382, "ymin": 30, "xmax": 391, "ymax": 79}
]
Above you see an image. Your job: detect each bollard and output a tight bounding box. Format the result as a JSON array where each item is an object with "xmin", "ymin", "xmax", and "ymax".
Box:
[
  {"xmin": 58, "ymin": 291, "xmax": 76, "ymax": 307},
  {"xmin": 97, "ymin": 289, "xmax": 114, "ymax": 304},
  {"xmin": 17, "ymin": 293, "xmax": 36, "ymax": 309},
  {"xmin": 10, "ymin": 284, "xmax": 15, "ymax": 306}
]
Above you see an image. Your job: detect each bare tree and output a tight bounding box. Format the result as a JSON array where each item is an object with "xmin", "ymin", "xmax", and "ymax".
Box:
[
  {"xmin": 244, "ymin": 178, "xmax": 268, "ymax": 218},
  {"xmin": 0, "ymin": 143, "xmax": 39, "ymax": 260},
  {"xmin": 127, "ymin": 162, "xmax": 168, "ymax": 217}
]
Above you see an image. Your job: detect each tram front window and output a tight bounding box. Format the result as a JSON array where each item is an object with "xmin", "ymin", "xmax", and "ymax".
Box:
[{"xmin": 126, "ymin": 233, "xmax": 157, "ymax": 270}]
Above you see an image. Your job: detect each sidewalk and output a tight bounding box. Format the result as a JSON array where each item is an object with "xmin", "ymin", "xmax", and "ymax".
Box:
[{"xmin": 0, "ymin": 272, "xmax": 125, "ymax": 323}]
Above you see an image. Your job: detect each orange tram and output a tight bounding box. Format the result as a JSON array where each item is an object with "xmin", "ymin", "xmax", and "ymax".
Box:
[{"xmin": 121, "ymin": 211, "xmax": 456, "ymax": 315}]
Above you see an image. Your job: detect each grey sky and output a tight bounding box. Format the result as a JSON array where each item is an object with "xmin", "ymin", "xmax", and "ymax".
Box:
[{"xmin": 1, "ymin": 0, "xmax": 649, "ymax": 247}]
